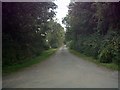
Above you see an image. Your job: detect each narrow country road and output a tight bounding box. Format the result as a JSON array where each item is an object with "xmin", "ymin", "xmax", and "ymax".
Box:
[{"xmin": 3, "ymin": 46, "xmax": 118, "ymax": 88}]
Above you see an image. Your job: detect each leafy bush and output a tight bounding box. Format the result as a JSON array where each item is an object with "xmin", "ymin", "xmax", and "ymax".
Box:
[
  {"xmin": 98, "ymin": 31, "xmax": 120, "ymax": 63},
  {"xmin": 98, "ymin": 46, "xmax": 113, "ymax": 63}
]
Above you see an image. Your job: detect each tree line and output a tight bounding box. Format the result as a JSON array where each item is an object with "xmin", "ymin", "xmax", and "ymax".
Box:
[
  {"xmin": 63, "ymin": 2, "xmax": 120, "ymax": 64},
  {"xmin": 2, "ymin": 2, "xmax": 64, "ymax": 66}
]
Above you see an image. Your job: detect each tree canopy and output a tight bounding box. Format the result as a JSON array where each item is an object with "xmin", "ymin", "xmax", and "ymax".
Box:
[
  {"xmin": 63, "ymin": 2, "xmax": 120, "ymax": 64},
  {"xmin": 2, "ymin": 2, "xmax": 65, "ymax": 66}
]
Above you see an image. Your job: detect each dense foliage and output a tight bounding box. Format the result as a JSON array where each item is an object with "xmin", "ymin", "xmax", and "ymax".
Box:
[
  {"xmin": 63, "ymin": 2, "xmax": 120, "ymax": 64},
  {"xmin": 46, "ymin": 20, "xmax": 65, "ymax": 48},
  {"xmin": 2, "ymin": 2, "xmax": 64, "ymax": 66}
]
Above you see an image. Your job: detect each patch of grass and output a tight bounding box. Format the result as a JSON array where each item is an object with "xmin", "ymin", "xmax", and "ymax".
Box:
[
  {"xmin": 3, "ymin": 49, "xmax": 57, "ymax": 75},
  {"xmin": 69, "ymin": 49, "xmax": 119, "ymax": 71}
]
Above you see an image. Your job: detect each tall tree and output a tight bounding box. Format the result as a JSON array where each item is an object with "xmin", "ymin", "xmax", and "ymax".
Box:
[
  {"xmin": 2, "ymin": 2, "xmax": 57, "ymax": 65},
  {"xmin": 63, "ymin": 2, "xmax": 120, "ymax": 64}
]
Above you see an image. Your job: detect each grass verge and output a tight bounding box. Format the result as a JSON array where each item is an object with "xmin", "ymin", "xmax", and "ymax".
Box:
[
  {"xmin": 69, "ymin": 49, "xmax": 119, "ymax": 71},
  {"xmin": 3, "ymin": 49, "xmax": 57, "ymax": 75}
]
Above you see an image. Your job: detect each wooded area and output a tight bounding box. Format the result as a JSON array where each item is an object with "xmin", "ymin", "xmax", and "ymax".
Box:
[
  {"xmin": 2, "ymin": 2, "xmax": 64, "ymax": 67},
  {"xmin": 2, "ymin": 2, "xmax": 119, "ymax": 88},
  {"xmin": 2, "ymin": 2, "xmax": 120, "ymax": 69},
  {"xmin": 63, "ymin": 2, "xmax": 120, "ymax": 65}
]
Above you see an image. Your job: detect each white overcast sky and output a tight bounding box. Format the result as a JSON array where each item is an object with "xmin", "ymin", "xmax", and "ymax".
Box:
[{"xmin": 54, "ymin": 0, "xmax": 70, "ymax": 28}]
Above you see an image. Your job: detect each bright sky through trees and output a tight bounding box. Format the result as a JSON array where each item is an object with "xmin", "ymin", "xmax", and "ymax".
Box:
[{"xmin": 54, "ymin": 0, "xmax": 70, "ymax": 29}]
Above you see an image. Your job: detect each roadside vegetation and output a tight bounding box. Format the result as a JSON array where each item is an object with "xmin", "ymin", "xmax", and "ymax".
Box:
[
  {"xmin": 2, "ymin": 2, "xmax": 65, "ymax": 74},
  {"xmin": 70, "ymin": 49, "xmax": 119, "ymax": 70},
  {"xmin": 3, "ymin": 49, "xmax": 56, "ymax": 75},
  {"xmin": 63, "ymin": 2, "xmax": 120, "ymax": 70}
]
